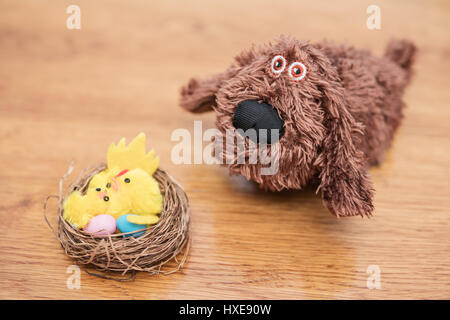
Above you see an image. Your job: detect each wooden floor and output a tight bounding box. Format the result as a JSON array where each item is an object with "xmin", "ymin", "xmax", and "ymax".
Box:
[{"xmin": 1, "ymin": 0, "xmax": 449, "ymax": 299}]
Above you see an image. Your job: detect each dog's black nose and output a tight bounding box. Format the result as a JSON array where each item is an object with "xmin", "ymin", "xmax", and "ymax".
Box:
[{"xmin": 232, "ymin": 100, "xmax": 284, "ymax": 144}]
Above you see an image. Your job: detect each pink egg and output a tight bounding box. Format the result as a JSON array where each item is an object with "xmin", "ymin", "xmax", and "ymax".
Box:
[{"xmin": 84, "ymin": 214, "xmax": 116, "ymax": 236}]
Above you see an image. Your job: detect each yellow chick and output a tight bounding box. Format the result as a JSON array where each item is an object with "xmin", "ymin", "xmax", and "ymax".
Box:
[
  {"xmin": 104, "ymin": 168, "xmax": 162, "ymax": 225},
  {"xmin": 63, "ymin": 133, "xmax": 163, "ymax": 228},
  {"xmin": 62, "ymin": 188, "xmax": 110, "ymax": 228}
]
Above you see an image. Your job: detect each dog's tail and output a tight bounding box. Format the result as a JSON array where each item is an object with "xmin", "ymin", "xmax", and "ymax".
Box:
[{"xmin": 385, "ymin": 39, "xmax": 417, "ymax": 83}]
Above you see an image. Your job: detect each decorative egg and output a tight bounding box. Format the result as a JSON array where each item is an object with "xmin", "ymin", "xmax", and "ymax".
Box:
[
  {"xmin": 84, "ymin": 214, "xmax": 116, "ymax": 236},
  {"xmin": 116, "ymin": 214, "xmax": 147, "ymax": 238}
]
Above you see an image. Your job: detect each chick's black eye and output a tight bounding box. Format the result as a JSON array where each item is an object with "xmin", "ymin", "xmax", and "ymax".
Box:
[
  {"xmin": 124, "ymin": 178, "xmax": 130, "ymax": 183},
  {"xmin": 103, "ymin": 196, "xmax": 109, "ymax": 202},
  {"xmin": 96, "ymin": 188, "xmax": 101, "ymax": 192},
  {"xmin": 106, "ymin": 183, "xmax": 111, "ymax": 188}
]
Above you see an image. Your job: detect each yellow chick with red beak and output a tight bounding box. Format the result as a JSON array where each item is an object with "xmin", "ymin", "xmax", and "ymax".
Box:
[{"xmin": 63, "ymin": 133, "xmax": 163, "ymax": 229}]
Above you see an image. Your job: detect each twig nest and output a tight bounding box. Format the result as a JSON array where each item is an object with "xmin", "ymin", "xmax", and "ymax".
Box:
[{"xmin": 51, "ymin": 164, "xmax": 190, "ymax": 277}]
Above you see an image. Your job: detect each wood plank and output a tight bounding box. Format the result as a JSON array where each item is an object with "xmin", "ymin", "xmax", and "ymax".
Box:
[{"xmin": 0, "ymin": 0, "xmax": 449, "ymax": 299}]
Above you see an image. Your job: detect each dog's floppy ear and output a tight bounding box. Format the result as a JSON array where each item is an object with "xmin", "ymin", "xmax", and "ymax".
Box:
[
  {"xmin": 180, "ymin": 47, "xmax": 257, "ymax": 113},
  {"xmin": 315, "ymin": 78, "xmax": 374, "ymax": 218},
  {"xmin": 180, "ymin": 67, "xmax": 239, "ymax": 113}
]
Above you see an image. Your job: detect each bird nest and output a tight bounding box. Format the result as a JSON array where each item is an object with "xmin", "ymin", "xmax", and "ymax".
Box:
[{"xmin": 44, "ymin": 163, "xmax": 190, "ymax": 280}]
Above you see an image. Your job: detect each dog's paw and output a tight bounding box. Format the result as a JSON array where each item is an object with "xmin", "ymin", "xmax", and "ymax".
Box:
[{"xmin": 321, "ymin": 178, "xmax": 374, "ymax": 218}]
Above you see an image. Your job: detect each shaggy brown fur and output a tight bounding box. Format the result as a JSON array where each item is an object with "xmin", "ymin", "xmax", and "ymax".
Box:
[{"xmin": 179, "ymin": 36, "xmax": 416, "ymax": 217}]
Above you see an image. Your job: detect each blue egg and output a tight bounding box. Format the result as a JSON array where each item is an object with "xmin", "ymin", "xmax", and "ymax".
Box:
[{"xmin": 116, "ymin": 214, "xmax": 147, "ymax": 238}]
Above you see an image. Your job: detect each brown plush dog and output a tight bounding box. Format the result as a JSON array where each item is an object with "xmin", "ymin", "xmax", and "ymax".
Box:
[{"xmin": 179, "ymin": 36, "xmax": 416, "ymax": 217}]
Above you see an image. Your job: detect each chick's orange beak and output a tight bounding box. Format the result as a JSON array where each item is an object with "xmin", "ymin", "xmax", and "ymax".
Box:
[
  {"xmin": 97, "ymin": 191, "xmax": 107, "ymax": 199},
  {"xmin": 110, "ymin": 178, "xmax": 119, "ymax": 191},
  {"xmin": 109, "ymin": 169, "xmax": 128, "ymax": 192}
]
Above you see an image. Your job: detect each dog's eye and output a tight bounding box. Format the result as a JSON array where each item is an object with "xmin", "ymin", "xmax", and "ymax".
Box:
[
  {"xmin": 270, "ymin": 55, "xmax": 286, "ymax": 75},
  {"xmin": 288, "ymin": 62, "xmax": 307, "ymax": 81}
]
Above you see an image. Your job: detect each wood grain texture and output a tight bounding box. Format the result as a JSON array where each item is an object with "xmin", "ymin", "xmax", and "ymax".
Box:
[{"xmin": 0, "ymin": 0, "xmax": 449, "ymax": 299}]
